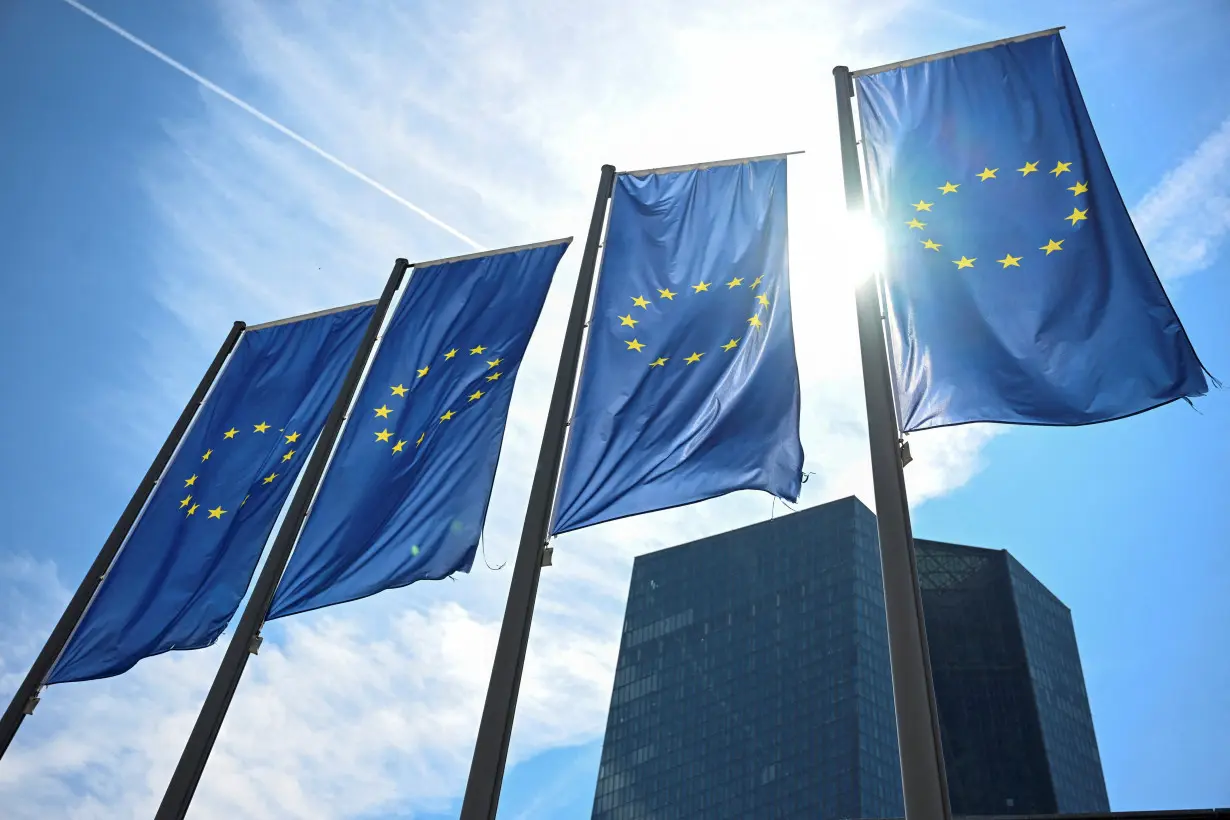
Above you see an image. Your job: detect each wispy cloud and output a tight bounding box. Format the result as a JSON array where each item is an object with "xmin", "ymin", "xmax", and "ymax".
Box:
[
  {"xmin": 59, "ymin": 0, "xmax": 481, "ymax": 249},
  {"xmin": 2, "ymin": 1, "xmax": 1003, "ymax": 816},
  {"xmin": 1134, "ymin": 113, "xmax": 1230, "ymax": 280}
]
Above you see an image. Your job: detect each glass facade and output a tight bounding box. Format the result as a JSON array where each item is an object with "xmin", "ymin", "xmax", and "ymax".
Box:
[
  {"xmin": 915, "ymin": 540, "xmax": 1054, "ymax": 814},
  {"xmin": 591, "ymin": 497, "xmax": 903, "ymax": 820},
  {"xmin": 592, "ymin": 498, "xmax": 1108, "ymax": 819},
  {"xmin": 914, "ymin": 541, "xmax": 1110, "ymax": 815},
  {"xmin": 1007, "ymin": 555, "xmax": 1110, "ymax": 813}
]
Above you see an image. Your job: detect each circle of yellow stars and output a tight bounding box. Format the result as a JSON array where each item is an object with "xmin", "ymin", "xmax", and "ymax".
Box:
[
  {"xmin": 377, "ymin": 343, "xmax": 505, "ymax": 455},
  {"xmin": 619, "ymin": 275, "xmax": 771, "ymax": 368},
  {"xmin": 908, "ymin": 160, "xmax": 1088, "ymax": 271},
  {"xmin": 178, "ymin": 421, "xmax": 301, "ymax": 521}
]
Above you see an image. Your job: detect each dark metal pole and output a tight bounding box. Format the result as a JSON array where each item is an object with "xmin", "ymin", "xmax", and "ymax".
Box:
[
  {"xmin": 0, "ymin": 320, "xmax": 246, "ymax": 762},
  {"xmin": 833, "ymin": 65, "xmax": 952, "ymax": 820},
  {"xmin": 460, "ymin": 165, "xmax": 617, "ymax": 820},
  {"xmin": 154, "ymin": 259, "xmax": 411, "ymax": 820}
]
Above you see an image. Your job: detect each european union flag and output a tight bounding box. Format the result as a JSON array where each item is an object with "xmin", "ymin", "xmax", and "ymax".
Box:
[
  {"xmin": 856, "ymin": 32, "xmax": 1209, "ymax": 432},
  {"xmin": 267, "ymin": 240, "xmax": 569, "ymax": 619},
  {"xmin": 551, "ymin": 158, "xmax": 803, "ymax": 535},
  {"xmin": 49, "ymin": 304, "xmax": 375, "ymax": 684}
]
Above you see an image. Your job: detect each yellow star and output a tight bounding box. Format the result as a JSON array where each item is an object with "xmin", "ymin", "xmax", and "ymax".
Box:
[
  {"xmin": 470, "ymin": 345, "xmax": 486, "ymax": 355},
  {"xmin": 1050, "ymin": 161, "xmax": 1072, "ymax": 177},
  {"xmin": 391, "ymin": 384, "xmax": 408, "ymax": 397},
  {"xmin": 619, "ymin": 314, "xmax": 638, "ymax": 328},
  {"xmin": 921, "ymin": 239, "xmax": 942, "ymax": 251},
  {"xmin": 953, "ymin": 256, "xmax": 976, "ymax": 269},
  {"xmin": 912, "ymin": 200, "xmax": 933, "ymax": 212},
  {"xmin": 756, "ymin": 293, "xmax": 770, "ymax": 307},
  {"xmin": 692, "ymin": 281, "xmax": 711, "ymax": 293},
  {"xmin": 469, "ymin": 390, "xmax": 484, "ymax": 402},
  {"xmin": 1018, "ymin": 161, "xmax": 1039, "ymax": 176},
  {"xmin": 444, "ymin": 348, "xmax": 458, "ymax": 360},
  {"xmin": 179, "ymin": 494, "xmax": 192, "ymax": 508},
  {"xmin": 282, "ymin": 450, "xmax": 296, "ymax": 461},
  {"xmin": 185, "ymin": 474, "xmax": 197, "ymax": 487},
  {"xmin": 1068, "ymin": 180, "xmax": 1089, "ymax": 196},
  {"xmin": 416, "ymin": 433, "xmax": 425, "ymax": 447},
  {"xmin": 721, "ymin": 338, "xmax": 739, "ymax": 352},
  {"xmin": 938, "ymin": 181, "xmax": 959, "ymax": 194},
  {"xmin": 626, "ymin": 339, "xmax": 645, "ymax": 352},
  {"xmin": 285, "ymin": 431, "xmax": 300, "ymax": 443},
  {"xmin": 375, "ymin": 405, "xmax": 392, "ymax": 418},
  {"xmin": 649, "ymin": 357, "xmax": 668, "ymax": 367},
  {"xmin": 208, "ymin": 506, "xmax": 226, "ymax": 520},
  {"xmin": 977, "ymin": 167, "xmax": 998, "ymax": 181},
  {"xmin": 906, "ymin": 218, "xmax": 926, "ymax": 230},
  {"xmin": 417, "ymin": 366, "xmax": 429, "ymax": 378},
  {"xmin": 186, "ymin": 503, "xmax": 199, "ymax": 517},
  {"xmin": 486, "ymin": 371, "xmax": 502, "ymax": 381},
  {"xmin": 751, "ymin": 276, "xmax": 764, "ymax": 290},
  {"xmin": 375, "ymin": 429, "xmax": 392, "ymax": 442},
  {"xmin": 632, "ymin": 295, "xmax": 650, "ymax": 309},
  {"xmin": 241, "ymin": 494, "xmax": 248, "ymax": 507},
  {"xmin": 201, "ymin": 449, "xmax": 213, "ymax": 462},
  {"xmin": 440, "ymin": 410, "xmax": 455, "ymax": 422},
  {"xmin": 223, "ymin": 428, "xmax": 238, "ymax": 439},
  {"xmin": 658, "ymin": 287, "xmax": 676, "ymax": 300},
  {"xmin": 254, "ymin": 422, "xmax": 270, "ymax": 433},
  {"xmin": 1065, "ymin": 207, "xmax": 1089, "ymax": 226},
  {"xmin": 998, "ymin": 253, "xmax": 1022, "ymax": 268},
  {"xmin": 1040, "ymin": 239, "xmax": 1064, "ymax": 255},
  {"xmin": 262, "ymin": 472, "xmax": 278, "ymax": 484},
  {"xmin": 488, "ymin": 358, "xmax": 502, "ymax": 368},
  {"xmin": 684, "ymin": 352, "xmax": 704, "ymax": 365},
  {"xmin": 748, "ymin": 314, "xmax": 763, "ymax": 329},
  {"xmin": 392, "ymin": 440, "xmax": 406, "ymax": 454},
  {"xmin": 726, "ymin": 277, "xmax": 744, "ymax": 288}
]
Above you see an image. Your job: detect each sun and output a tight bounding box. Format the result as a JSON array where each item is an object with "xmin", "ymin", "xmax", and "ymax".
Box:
[{"xmin": 830, "ymin": 210, "xmax": 887, "ymax": 289}]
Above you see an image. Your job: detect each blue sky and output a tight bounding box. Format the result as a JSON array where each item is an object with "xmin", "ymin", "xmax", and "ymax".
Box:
[{"xmin": 1, "ymin": 0, "xmax": 1227, "ymax": 817}]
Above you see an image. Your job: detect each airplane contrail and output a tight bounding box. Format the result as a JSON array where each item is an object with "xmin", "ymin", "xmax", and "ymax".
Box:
[{"xmin": 60, "ymin": 0, "xmax": 483, "ymax": 250}]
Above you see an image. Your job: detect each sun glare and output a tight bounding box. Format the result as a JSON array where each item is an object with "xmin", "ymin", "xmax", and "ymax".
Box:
[{"xmin": 830, "ymin": 210, "xmax": 887, "ymax": 289}]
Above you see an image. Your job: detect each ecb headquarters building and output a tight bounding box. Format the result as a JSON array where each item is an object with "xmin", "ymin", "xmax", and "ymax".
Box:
[{"xmin": 590, "ymin": 497, "xmax": 1109, "ymax": 820}]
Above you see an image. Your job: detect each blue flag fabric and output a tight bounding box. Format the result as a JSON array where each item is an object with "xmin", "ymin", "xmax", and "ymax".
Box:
[
  {"xmin": 49, "ymin": 305, "xmax": 374, "ymax": 684},
  {"xmin": 268, "ymin": 241, "xmax": 569, "ymax": 619},
  {"xmin": 551, "ymin": 159, "xmax": 803, "ymax": 535},
  {"xmin": 856, "ymin": 33, "xmax": 1208, "ymax": 432}
]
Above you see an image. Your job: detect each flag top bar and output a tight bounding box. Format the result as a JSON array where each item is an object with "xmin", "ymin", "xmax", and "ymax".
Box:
[
  {"xmin": 412, "ymin": 237, "xmax": 573, "ymax": 270},
  {"xmin": 247, "ymin": 299, "xmax": 380, "ymax": 332},
  {"xmin": 620, "ymin": 150, "xmax": 803, "ymax": 179},
  {"xmin": 852, "ymin": 26, "xmax": 1064, "ymax": 78}
]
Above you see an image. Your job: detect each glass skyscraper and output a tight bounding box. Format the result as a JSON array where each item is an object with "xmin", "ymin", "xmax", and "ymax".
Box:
[
  {"xmin": 916, "ymin": 539, "xmax": 1109, "ymax": 815},
  {"xmin": 591, "ymin": 496, "xmax": 1108, "ymax": 819}
]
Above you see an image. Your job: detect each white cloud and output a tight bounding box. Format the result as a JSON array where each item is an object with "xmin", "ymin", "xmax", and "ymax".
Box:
[
  {"xmin": 2, "ymin": 1, "xmax": 1004, "ymax": 817},
  {"xmin": 0, "ymin": 556, "xmax": 68, "ymax": 691},
  {"xmin": 0, "ymin": 596, "xmax": 612, "ymax": 819},
  {"xmin": 1134, "ymin": 113, "xmax": 1230, "ymax": 280}
]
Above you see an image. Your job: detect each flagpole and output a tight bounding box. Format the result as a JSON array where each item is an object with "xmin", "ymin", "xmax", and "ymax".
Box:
[
  {"xmin": 833, "ymin": 65, "xmax": 952, "ymax": 820},
  {"xmin": 460, "ymin": 164, "xmax": 617, "ymax": 820},
  {"xmin": 154, "ymin": 259, "xmax": 411, "ymax": 820},
  {"xmin": 0, "ymin": 320, "xmax": 247, "ymax": 761}
]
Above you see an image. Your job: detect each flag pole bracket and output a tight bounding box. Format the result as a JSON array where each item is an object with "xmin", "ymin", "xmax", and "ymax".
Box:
[
  {"xmin": 22, "ymin": 695, "xmax": 39, "ymax": 716},
  {"xmin": 248, "ymin": 634, "xmax": 263, "ymax": 655},
  {"xmin": 540, "ymin": 547, "xmax": 554, "ymax": 568}
]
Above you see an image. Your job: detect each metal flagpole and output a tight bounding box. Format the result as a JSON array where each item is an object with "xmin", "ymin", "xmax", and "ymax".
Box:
[
  {"xmin": 460, "ymin": 164, "xmax": 617, "ymax": 820},
  {"xmin": 0, "ymin": 320, "xmax": 247, "ymax": 762},
  {"xmin": 154, "ymin": 259, "xmax": 411, "ymax": 820},
  {"xmin": 833, "ymin": 65, "xmax": 952, "ymax": 819}
]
